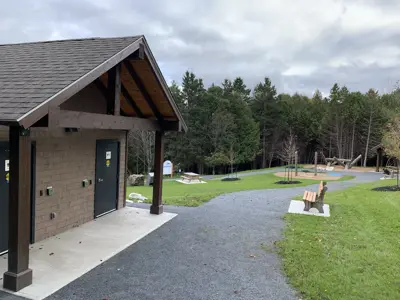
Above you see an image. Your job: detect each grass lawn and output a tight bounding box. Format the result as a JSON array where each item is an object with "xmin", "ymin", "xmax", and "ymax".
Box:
[
  {"xmin": 127, "ymin": 173, "xmax": 354, "ymax": 207},
  {"xmin": 277, "ymin": 179, "xmax": 400, "ymax": 300}
]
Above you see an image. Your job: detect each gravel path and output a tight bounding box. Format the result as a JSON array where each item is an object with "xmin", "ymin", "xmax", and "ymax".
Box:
[{"xmin": 1, "ymin": 172, "xmax": 382, "ymax": 300}]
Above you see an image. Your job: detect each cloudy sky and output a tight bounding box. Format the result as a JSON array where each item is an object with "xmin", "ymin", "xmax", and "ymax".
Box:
[{"xmin": 1, "ymin": 0, "xmax": 400, "ymax": 95}]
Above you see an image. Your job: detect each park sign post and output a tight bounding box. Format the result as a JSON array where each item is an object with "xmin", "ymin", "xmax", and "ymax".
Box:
[{"xmin": 163, "ymin": 160, "xmax": 173, "ymax": 177}]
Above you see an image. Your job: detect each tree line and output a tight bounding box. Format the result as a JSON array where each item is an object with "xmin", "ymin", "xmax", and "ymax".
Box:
[{"xmin": 128, "ymin": 71, "xmax": 400, "ymax": 175}]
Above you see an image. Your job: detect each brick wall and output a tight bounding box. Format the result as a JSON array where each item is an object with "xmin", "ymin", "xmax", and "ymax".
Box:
[
  {"xmin": 0, "ymin": 84, "xmax": 129, "ymax": 243},
  {"xmin": 31, "ymin": 128, "xmax": 127, "ymax": 242}
]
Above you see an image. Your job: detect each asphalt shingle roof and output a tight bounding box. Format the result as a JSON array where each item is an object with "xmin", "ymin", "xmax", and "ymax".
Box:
[{"xmin": 0, "ymin": 36, "xmax": 141, "ymax": 121}]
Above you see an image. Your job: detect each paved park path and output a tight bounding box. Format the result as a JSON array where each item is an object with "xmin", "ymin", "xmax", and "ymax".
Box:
[{"xmin": 1, "ymin": 171, "xmax": 382, "ymax": 300}]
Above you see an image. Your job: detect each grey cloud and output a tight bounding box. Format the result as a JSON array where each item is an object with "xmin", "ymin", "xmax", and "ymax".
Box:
[
  {"xmin": 0, "ymin": 0, "xmax": 399, "ymax": 96},
  {"xmin": 284, "ymin": 64, "xmax": 399, "ymax": 95}
]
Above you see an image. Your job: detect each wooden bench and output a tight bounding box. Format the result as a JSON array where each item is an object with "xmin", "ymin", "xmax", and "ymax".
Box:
[{"xmin": 302, "ymin": 181, "xmax": 327, "ymax": 213}]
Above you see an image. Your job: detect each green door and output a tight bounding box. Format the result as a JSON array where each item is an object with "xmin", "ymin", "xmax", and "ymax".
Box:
[{"xmin": 94, "ymin": 140, "xmax": 120, "ymax": 217}]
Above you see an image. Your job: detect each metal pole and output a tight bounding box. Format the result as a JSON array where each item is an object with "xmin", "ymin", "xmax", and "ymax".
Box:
[
  {"xmin": 295, "ymin": 151, "xmax": 298, "ymax": 176},
  {"xmin": 314, "ymin": 151, "xmax": 318, "ymax": 176}
]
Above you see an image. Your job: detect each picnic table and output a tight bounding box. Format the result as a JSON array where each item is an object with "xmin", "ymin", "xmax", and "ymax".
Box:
[{"xmin": 181, "ymin": 172, "xmax": 202, "ymax": 183}]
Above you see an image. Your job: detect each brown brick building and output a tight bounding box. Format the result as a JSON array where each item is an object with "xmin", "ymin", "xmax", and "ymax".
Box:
[{"xmin": 0, "ymin": 36, "xmax": 186, "ymax": 291}]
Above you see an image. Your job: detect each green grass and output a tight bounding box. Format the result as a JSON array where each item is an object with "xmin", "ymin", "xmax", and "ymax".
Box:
[
  {"xmin": 200, "ymin": 167, "xmax": 278, "ymax": 180},
  {"xmin": 277, "ymin": 179, "xmax": 400, "ymax": 300},
  {"xmin": 128, "ymin": 173, "xmax": 354, "ymax": 207}
]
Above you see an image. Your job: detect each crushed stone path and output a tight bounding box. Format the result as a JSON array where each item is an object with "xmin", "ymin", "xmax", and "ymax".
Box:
[{"xmin": 3, "ymin": 172, "xmax": 382, "ymax": 300}]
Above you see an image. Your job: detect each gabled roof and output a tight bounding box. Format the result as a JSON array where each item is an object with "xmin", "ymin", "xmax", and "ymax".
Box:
[{"xmin": 0, "ymin": 36, "xmax": 187, "ymax": 131}]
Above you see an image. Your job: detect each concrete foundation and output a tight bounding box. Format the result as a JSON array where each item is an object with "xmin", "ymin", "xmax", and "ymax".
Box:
[{"xmin": 0, "ymin": 207, "xmax": 176, "ymax": 300}]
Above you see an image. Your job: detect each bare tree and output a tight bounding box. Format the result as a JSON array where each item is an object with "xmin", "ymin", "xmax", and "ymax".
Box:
[
  {"xmin": 382, "ymin": 116, "xmax": 400, "ymax": 187},
  {"xmin": 128, "ymin": 130, "xmax": 155, "ymax": 174},
  {"xmin": 363, "ymin": 106, "xmax": 373, "ymax": 167},
  {"xmin": 278, "ymin": 131, "xmax": 298, "ymax": 165}
]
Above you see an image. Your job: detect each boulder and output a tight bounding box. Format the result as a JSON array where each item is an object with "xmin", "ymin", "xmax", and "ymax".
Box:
[
  {"xmin": 127, "ymin": 174, "xmax": 145, "ymax": 186},
  {"xmin": 128, "ymin": 193, "xmax": 148, "ymax": 202},
  {"xmin": 147, "ymin": 172, "xmax": 154, "ymax": 186}
]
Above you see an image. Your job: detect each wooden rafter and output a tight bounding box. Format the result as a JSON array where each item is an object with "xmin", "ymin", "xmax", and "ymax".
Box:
[
  {"xmin": 107, "ymin": 64, "xmax": 121, "ymax": 116},
  {"xmin": 121, "ymin": 84, "xmax": 145, "ymax": 118},
  {"xmin": 123, "ymin": 61, "xmax": 164, "ymax": 122},
  {"xmin": 18, "ymin": 38, "xmax": 143, "ymax": 128}
]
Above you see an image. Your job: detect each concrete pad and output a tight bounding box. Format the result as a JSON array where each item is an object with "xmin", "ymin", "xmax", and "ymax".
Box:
[
  {"xmin": 175, "ymin": 179, "xmax": 206, "ymax": 184},
  {"xmin": 0, "ymin": 207, "xmax": 176, "ymax": 300},
  {"xmin": 288, "ymin": 200, "xmax": 330, "ymax": 217}
]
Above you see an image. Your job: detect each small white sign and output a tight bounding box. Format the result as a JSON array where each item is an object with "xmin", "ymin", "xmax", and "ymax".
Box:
[
  {"xmin": 5, "ymin": 160, "xmax": 9, "ymax": 172},
  {"xmin": 106, "ymin": 151, "xmax": 112, "ymax": 160},
  {"xmin": 163, "ymin": 160, "xmax": 173, "ymax": 175}
]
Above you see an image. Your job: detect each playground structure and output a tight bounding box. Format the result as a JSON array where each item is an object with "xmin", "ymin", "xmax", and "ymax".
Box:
[
  {"xmin": 275, "ymin": 151, "xmax": 344, "ymax": 182},
  {"xmin": 382, "ymin": 157, "xmax": 399, "ymax": 180},
  {"xmin": 325, "ymin": 154, "xmax": 362, "ymax": 170}
]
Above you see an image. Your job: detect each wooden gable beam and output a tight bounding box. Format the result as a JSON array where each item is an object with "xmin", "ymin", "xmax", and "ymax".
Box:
[
  {"xmin": 107, "ymin": 64, "xmax": 121, "ymax": 116},
  {"xmin": 123, "ymin": 61, "xmax": 164, "ymax": 123},
  {"xmin": 128, "ymin": 44, "xmax": 145, "ymax": 60},
  {"xmin": 17, "ymin": 38, "xmax": 143, "ymax": 129},
  {"xmin": 94, "ymin": 79, "xmax": 125, "ymax": 116},
  {"xmin": 55, "ymin": 110, "xmax": 160, "ymax": 131},
  {"xmin": 95, "ymin": 76, "xmax": 144, "ymax": 118}
]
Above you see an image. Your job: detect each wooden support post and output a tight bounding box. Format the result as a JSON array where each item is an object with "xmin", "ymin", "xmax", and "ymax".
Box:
[
  {"xmin": 3, "ymin": 127, "xmax": 33, "ymax": 292},
  {"xmin": 48, "ymin": 106, "xmax": 60, "ymax": 129},
  {"xmin": 314, "ymin": 151, "xmax": 318, "ymax": 176},
  {"xmin": 295, "ymin": 151, "xmax": 298, "ymax": 176},
  {"xmin": 151, "ymin": 131, "xmax": 164, "ymax": 215},
  {"xmin": 107, "ymin": 64, "xmax": 121, "ymax": 116}
]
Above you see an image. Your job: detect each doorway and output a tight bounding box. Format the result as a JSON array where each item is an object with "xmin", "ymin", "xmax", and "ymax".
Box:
[{"xmin": 94, "ymin": 140, "xmax": 120, "ymax": 217}]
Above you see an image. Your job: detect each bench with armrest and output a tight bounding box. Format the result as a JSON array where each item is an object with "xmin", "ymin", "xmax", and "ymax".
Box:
[{"xmin": 302, "ymin": 181, "xmax": 327, "ymax": 213}]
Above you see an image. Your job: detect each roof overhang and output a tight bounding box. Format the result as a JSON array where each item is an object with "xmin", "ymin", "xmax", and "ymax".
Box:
[{"xmin": 12, "ymin": 36, "xmax": 187, "ymax": 132}]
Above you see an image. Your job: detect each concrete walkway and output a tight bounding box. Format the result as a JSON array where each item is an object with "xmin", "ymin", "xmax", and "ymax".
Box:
[{"xmin": 3, "ymin": 172, "xmax": 382, "ymax": 300}]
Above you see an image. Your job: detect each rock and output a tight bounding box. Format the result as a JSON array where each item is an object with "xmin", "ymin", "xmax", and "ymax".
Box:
[
  {"xmin": 129, "ymin": 193, "xmax": 148, "ymax": 201},
  {"xmin": 147, "ymin": 172, "xmax": 154, "ymax": 186},
  {"xmin": 127, "ymin": 174, "xmax": 145, "ymax": 186}
]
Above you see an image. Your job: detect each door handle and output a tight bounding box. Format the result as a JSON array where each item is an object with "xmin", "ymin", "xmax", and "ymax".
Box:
[{"xmin": 98, "ymin": 178, "xmax": 104, "ymax": 183}]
